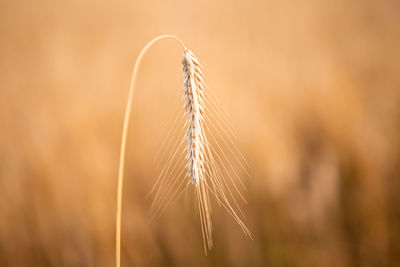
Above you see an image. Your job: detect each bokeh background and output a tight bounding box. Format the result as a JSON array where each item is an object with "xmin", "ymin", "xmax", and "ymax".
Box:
[{"xmin": 1, "ymin": 0, "xmax": 400, "ymax": 266}]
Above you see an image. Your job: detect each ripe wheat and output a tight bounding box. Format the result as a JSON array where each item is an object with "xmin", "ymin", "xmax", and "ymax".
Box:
[{"xmin": 116, "ymin": 35, "xmax": 251, "ymax": 267}]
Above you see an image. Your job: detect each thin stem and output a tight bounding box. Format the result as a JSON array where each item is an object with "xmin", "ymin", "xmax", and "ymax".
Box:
[{"xmin": 116, "ymin": 35, "xmax": 186, "ymax": 267}]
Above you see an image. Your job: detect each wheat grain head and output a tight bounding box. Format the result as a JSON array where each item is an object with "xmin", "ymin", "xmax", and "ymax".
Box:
[
  {"xmin": 150, "ymin": 48, "xmax": 251, "ymax": 252},
  {"xmin": 182, "ymin": 49, "xmax": 213, "ymax": 250}
]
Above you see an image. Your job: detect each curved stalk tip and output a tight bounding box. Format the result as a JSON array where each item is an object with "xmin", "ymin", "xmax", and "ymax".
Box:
[{"xmin": 116, "ymin": 35, "xmax": 186, "ymax": 267}]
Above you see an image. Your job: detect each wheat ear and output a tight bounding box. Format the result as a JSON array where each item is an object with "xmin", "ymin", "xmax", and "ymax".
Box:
[{"xmin": 182, "ymin": 49, "xmax": 213, "ymax": 250}]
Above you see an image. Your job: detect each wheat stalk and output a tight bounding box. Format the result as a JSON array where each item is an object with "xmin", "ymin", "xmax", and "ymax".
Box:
[
  {"xmin": 116, "ymin": 35, "xmax": 250, "ymax": 267},
  {"xmin": 115, "ymin": 35, "xmax": 185, "ymax": 267}
]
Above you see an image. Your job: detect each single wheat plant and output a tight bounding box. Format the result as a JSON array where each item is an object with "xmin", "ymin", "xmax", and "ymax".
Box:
[{"xmin": 116, "ymin": 35, "xmax": 251, "ymax": 267}]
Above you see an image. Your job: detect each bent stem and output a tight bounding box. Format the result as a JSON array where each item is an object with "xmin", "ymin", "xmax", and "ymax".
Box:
[{"xmin": 116, "ymin": 35, "xmax": 186, "ymax": 267}]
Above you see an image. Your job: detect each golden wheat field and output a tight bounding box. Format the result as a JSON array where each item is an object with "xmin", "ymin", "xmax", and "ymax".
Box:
[{"xmin": 1, "ymin": 0, "xmax": 400, "ymax": 266}]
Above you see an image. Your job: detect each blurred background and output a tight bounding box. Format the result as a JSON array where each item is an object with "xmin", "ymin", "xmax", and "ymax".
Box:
[{"xmin": 1, "ymin": 0, "xmax": 400, "ymax": 266}]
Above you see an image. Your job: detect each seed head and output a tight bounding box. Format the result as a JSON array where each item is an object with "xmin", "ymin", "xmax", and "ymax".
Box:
[{"xmin": 182, "ymin": 49, "xmax": 207, "ymax": 186}]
